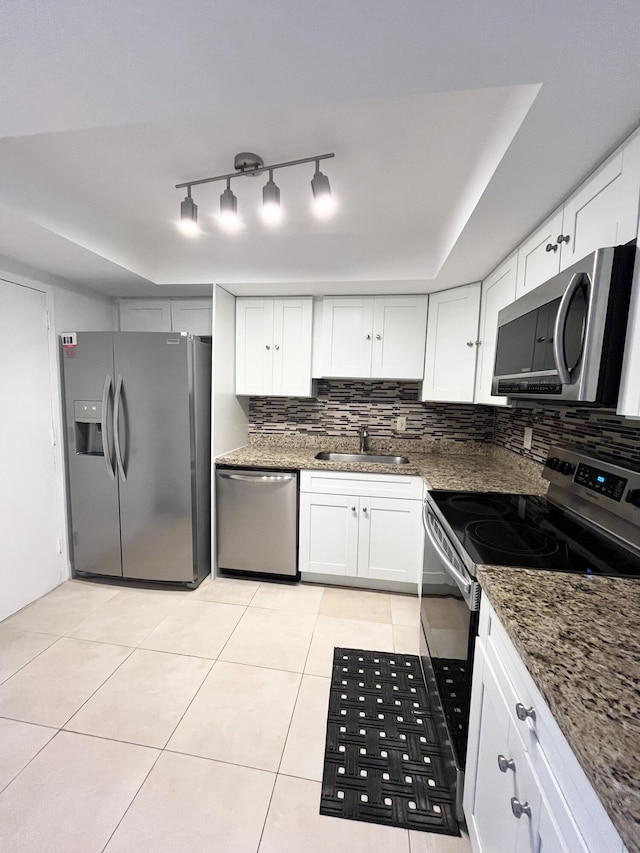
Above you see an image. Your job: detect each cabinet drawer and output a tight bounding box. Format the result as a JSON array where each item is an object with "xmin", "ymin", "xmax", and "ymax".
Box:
[{"xmin": 300, "ymin": 469, "xmax": 424, "ymax": 500}]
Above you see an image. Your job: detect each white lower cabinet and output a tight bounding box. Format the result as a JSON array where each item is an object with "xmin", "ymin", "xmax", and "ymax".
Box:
[
  {"xmin": 464, "ymin": 600, "xmax": 626, "ymax": 853},
  {"xmin": 299, "ymin": 471, "xmax": 424, "ymax": 587}
]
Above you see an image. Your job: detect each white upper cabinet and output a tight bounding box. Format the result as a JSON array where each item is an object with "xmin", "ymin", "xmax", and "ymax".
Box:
[
  {"xmin": 235, "ymin": 297, "xmax": 313, "ymax": 396},
  {"xmin": 119, "ymin": 298, "xmax": 212, "ymax": 334},
  {"xmin": 119, "ymin": 299, "xmax": 172, "ymax": 331},
  {"xmin": 474, "ymin": 253, "xmax": 518, "ymax": 406},
  {"xmin": 559, "ymin": 132, "xmax": 640, "ymax": 269},
  {"xmin": 169, "ymin": 298, "xmax": 212, "ymax": 335},
  {"xmin": 321, "ymin": 295, "xmax": 428, "ymax": 379},
  {"xmin": 421, "ymin": 283, "xmax": 481, "ymax": 403},
  {"xmin": 516, "ymin": 129, "xmax": 640, "ymax": 298},
  {"xmin": 515, "ymin": 210, "xmax": 564, "ymax": 298}
]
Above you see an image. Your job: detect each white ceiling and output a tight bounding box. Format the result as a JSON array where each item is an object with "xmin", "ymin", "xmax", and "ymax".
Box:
[{"xmin": 1, "ymin": 0, "xmax": 639, "ymax": 298}]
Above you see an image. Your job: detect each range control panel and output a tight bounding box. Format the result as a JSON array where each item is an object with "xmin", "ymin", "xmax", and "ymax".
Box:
[
  {"xmin": 543, "ymin": 445, "xmax": 640, "ymax": 527},
  {"xmin": 573, "ymin": 463, "xmax": 627, "ymax": 501}
]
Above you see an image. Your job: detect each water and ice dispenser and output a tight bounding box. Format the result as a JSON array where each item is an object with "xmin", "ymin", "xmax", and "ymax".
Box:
[{"xmin": 74, "ymin": 401, "xmax": 104, "ymax": 455}]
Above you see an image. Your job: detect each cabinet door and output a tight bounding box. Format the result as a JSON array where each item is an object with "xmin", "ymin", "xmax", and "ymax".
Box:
[
  {"xmin": 321, "ymin": 297, "xmax": 374, "ymax": 377},
  {"xmin": 371, "ymin": 296, "xmax": 428, "ymax": 379},
  {"xmin": 421, "ymin": 283, "xmax": 481, "ymax": 403},
  {"xmin": 235, "ymin": 298, "xmax": 274, "ymax": 395},
  {"xmin": 560, "ymin": 133, "xmax": 640, "ymax": 270},
  {"xmin": 170, "ymin": 298, "xmax": 213, "ymax": 335},
  {"xmin": 357, "ymin": 497, "xmax": 423, "ymax": 584},
  {"xmin": 299, "ymin": 492, "xmax": 359, "ymax": 576},
  {"xmin": 515, "ymin": 210, "xmax": 563, "ymax": 298},
  {"xmin": 272, "ymin": 298, "xmax": 313, "ymax": 396},
  {"xmin": 119, "ymin": 299, "xmax": 172, "ymax": 331},
  {"xmin": 474, "ymin": 254, "xmax": 517, "ymax": 406}
]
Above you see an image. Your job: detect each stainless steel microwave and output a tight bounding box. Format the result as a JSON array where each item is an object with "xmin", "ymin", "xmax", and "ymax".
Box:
[{"xmin": 491, "ymin": 245, "xmax": 636, "ymax": 405}]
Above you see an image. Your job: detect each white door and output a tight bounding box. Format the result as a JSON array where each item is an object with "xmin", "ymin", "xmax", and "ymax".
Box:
[
  {"xmin": 119, "ymin": 299, "xmax": 172, "ymax": 331},
  {"xmin": 321, "ymin": 297, "xmax": 374, "ymax": 377},
  {"xmin": 272, "ymin": 298, "xmax": 313, "ymax": 396},
  {"xmin": 371, "ymin": 295, "xmax": 428, "ymax": 379},
  {"xmin": 475, "ymin": 254, "xmax": 518, "ymax": 405},
  {"xmin": 299, "ymin": 492, "xmax": 359, "ymax": 576},
  {"xmin": 515, "ymin": 210, "xmax": 564, "ymax": 298},
  {"xmin": 235, "ymin": 298, "xmax": 274, "ymax": 395},
  {"xmin": 170, "ymin": 298, "xmax": 213, "ymax": 335},
  {"xmin": 0, "ymin": 280, "xmax": 64, "ymax": 620},
  {"xmin": 357, "ymin": 497, "xmax": 423, "ymax": 584},
  {"xmin": 422, "ymin": 283, "xmax": 481, "ymax": 403},
  {"xmin": 560, "ymin": 135, "xmax": 640, "ymax": 270}
]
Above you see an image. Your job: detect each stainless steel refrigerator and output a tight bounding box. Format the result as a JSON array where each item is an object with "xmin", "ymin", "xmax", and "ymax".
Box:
[{"xmin": 60, "ymin": 332, "xmax": 211, "ymax": 587}]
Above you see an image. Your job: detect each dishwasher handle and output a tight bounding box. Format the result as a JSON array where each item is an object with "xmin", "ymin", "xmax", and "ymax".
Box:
[{"xmin": 217, "ymin": 472, "xmax": 296, "ymax": 483}]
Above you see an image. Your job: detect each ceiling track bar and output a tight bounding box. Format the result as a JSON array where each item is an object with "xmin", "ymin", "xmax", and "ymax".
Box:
[{"xmin": 176, "ymin": 153, "xmax": 335, "ymax": 190}]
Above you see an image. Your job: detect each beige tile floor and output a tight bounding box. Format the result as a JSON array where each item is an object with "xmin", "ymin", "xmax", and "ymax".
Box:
[{"xmin": 0, "ymin": 576, "xmax": 471, "ymax": 853}]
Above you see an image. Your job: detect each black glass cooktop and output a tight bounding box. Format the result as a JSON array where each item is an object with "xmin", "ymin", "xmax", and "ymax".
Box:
[{"xmin": 430, "ymin": 491, "xmax": 640, "ymax": 578}]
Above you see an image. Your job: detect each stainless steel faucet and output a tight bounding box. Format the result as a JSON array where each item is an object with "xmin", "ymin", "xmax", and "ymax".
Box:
[{"xmin": 359, "ymin": 425, "xmax": 370, "ymax": 453}]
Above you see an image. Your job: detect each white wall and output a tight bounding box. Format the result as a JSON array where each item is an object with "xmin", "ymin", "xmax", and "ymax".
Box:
[
  {"xmin": 210, "ymin": 285, "xmax": 249, "ymax": 576},
  {"xmin": 0, "ymin": 261, "xmax": 116, "ymax": 619}
]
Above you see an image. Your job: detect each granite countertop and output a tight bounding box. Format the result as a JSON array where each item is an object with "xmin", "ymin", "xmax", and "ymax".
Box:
[
  {"xmin": 477, "ymin": 566, "xmax": 640, "ymax": 853},
  {"xmin": 215, "ymin": 436, "xmax": 548, "ymax": 495}
]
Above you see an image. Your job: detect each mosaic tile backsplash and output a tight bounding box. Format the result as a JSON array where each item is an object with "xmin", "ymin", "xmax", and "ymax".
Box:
[
  {"xmin": 249, "ymin": 380, "xmax": 640, "ymax": 467},
  {"xmin": 249, "ymin": 380, "xmax": 495, "ymax": 442}
]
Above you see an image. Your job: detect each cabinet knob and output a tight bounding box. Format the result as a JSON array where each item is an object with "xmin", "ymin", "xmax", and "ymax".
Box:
[
  {"xmin": 376, "ymin": 334, "xmax": 382, "ymax": 340},
  {"xmin": 497, "ymin": 754, "xmax": 516, "ymax": 773},
  {"xmin": 466, "ymin": 341, "xmax": 474, "ymax": 347},
  {"xmin": 557, "ymin": 234, "xmax": 571, "ymax": 244},
  {"xmin": 274, "ymin": 344, "xmax": 280, "ymax": 350},
  {"xmin": 510, "ymin": 798, "xmax": 532, "ymax": 819},
  {"xmin": 265, "ymin": 345, "xmax": 271, "ymax": 350},
  {"xmin": 351, "ymin": 506, "xmax": 356, "ymax": 512},
  {"xmin": 545, "ymin": 242, "xmax": 558, "ymax": 252},
  {"xmin": 475, "ymin": 340, "xmax": 482, "ymax": 346},
  {"xmin": 536, "ymin": 336, "xmax": 546, "ymax": 343},
  {"xmin": 515, "ymin": 702, "xmax": 536, "ymax": 722},
  {"xmin": 362, "ymin": 507, "xmax": 368, "ymax": 514},
  {"xmin": 366, "ymin": 334, "xmax": 371, "ymax": 340}
]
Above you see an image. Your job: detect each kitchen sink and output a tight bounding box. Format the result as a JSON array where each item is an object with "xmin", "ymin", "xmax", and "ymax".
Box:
[{"xmin": 314, "ymin": 451, "xmax": 410, "ymax": 465}]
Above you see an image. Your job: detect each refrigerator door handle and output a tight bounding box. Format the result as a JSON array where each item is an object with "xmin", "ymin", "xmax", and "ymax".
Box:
[
  {"xmin": 113, "ymin": 374, "xmax": 127, "ymax": 483},
  {"xmin": 101, "ymin": 374, "xmax": 115, "ymax": 480}
]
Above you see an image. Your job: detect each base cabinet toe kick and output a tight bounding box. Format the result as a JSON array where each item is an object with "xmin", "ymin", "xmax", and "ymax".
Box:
[{"xmin": 463, "ymin": 599, "xmax": 629, "ymax": 853}]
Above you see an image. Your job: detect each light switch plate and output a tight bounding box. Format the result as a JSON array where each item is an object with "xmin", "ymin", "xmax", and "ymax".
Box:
[
  {"xmin": 523, "ymin": 426, "xmax": 533, "ymax": 449},
  {"xmin": 396, "ymin": 416, "xmax": 407, "ymax": 432}
]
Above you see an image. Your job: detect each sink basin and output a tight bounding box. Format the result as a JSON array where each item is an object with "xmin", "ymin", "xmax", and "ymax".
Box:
[{"xmin": 314, "ymin": 451, "xmax": 410, "ymax": 465}]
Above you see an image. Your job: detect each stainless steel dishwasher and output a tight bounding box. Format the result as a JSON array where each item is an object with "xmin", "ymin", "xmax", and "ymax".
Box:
[{"xmin": 215, "ymin": 468, "xmax": 299, "ymax": 578}]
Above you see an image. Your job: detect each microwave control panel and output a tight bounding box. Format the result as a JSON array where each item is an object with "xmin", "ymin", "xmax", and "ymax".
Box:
[{"xmin": 497, "ymin": 380, "xmax": 563, "ymax": 395}]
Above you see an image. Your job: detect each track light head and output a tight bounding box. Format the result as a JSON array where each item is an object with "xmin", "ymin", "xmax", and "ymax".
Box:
[
  {"xmin": 261, "ymin": 173, "xmax": 282, "ymax": 225},
  {"xmin": 178, "ymin": 193, "xmax": 199, "ymax": 236},
  {"xmin": 311, "ymin": 166, "xmax": 335, "ymax": 218},
  {"xmin": 219, "ymin": 182, "xmax": 241, "ymax": 232}
]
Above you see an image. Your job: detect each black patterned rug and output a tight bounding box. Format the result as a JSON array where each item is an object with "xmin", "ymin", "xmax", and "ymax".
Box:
[{"xmin": 320, "ymin": 648, "xmax": 460, "ymax": 835}]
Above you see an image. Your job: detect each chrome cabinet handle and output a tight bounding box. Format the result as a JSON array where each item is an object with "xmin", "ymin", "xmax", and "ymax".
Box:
[
  {"xmin": 545, "ymin": 242, "xmax": 558, "ymax": 252},
  {"xmin": 511, "ymin": 798, "xmax": 532, "ymax": 819},
  {"xmin": 515, "ymin": 702, "xmax": 536, "ymax": 722},
  {"xmin": 113, "ymin": 374, "xmax": 127, "ymax": 483},
  {"xmin": 101, "ymin": 374, "xmax": 115, "ymax": 481},
  {"xmin": 498, "ymin": 754, "xmax": 516, "ymax": 773},
  {"xmin": 557, "ymin": 234, "xmax": 570, "ymax": 244}
]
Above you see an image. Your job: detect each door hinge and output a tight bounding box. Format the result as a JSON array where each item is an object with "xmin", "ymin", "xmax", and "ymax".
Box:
[
  {"xmin": 51, "ymin": 426, "xmax": 57, "ymax": 446},
  {"xmin": 57, "ymin": 536, "xmax": 63, "ymax": 554},
  {"xmin": 46, "ymin": 310, "xmax": 51, "ymax": 330}
]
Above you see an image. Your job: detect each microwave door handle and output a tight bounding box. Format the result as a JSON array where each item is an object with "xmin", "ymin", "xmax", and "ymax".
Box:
[
  {"xmin": 553, "ymin": 273, "xmax": 583, "ymax": 385},
  {"xmin": 422, "ymin": 504, "xmax": 472, "ymax": 594}
]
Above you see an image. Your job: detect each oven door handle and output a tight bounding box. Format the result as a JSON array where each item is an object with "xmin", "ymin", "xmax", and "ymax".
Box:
[{"xmin": 423, "ymin": 504, "xmax": 472, "ymax": 594}]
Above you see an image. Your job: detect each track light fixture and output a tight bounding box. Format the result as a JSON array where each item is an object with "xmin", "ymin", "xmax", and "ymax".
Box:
[{"xmin": 175, "ymin": 151, "xmax": 335, "ymax": 234}]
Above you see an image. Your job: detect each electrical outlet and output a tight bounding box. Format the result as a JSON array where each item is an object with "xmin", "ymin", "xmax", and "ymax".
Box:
[
  {"xmin": 523, "ymin": 426, "xmax": 533, "ymax": 450},
  {"xmin": 396, "ymin": 416, "xmax": 407, "ymax": 432}
]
